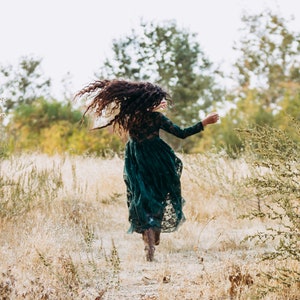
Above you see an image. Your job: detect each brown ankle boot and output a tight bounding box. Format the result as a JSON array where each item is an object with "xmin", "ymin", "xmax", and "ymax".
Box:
[{"xmin": 142, "ymin": 229, "xmax": 155, "ymax": 262}]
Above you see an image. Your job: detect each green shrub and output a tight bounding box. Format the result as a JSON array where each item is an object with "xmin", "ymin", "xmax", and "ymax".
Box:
[{"xmin": 237, "ymin": 121, "xmax": 300, "ymax": 297}]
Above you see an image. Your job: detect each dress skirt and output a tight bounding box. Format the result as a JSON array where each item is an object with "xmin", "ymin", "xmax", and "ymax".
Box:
[{"xmin": 123, "ymin": 136, "xmax": 186, "ymax": 233}]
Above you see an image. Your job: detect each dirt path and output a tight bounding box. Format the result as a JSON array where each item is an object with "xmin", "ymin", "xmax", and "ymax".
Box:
[{"xmin": 97, "ymin": 220, "xmax": 264, "ymax": 300}]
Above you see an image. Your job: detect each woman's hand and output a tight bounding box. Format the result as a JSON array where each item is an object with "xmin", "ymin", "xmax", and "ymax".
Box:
[
  {"xmin": 202, "ymin": 112, "xmax": 219, "ymax": 126},
  {"xmin": 153, "ymin": 99, "xmax": 168, "ymax": 111}
]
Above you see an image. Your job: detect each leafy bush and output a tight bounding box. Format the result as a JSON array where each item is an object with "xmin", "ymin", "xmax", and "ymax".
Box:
[
  {"xmin": 238, "ymin": 120, "xmax": 300, "ymax": 297},
  {"xmin": 6, "ymin": 98, "xmax": 124, "ymax": 156}
]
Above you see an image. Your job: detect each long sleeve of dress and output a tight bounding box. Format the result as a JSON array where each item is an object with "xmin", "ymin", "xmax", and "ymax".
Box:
[{"xmin": 160, "ymin": 114, "xmax": 204, "ymax": 139}]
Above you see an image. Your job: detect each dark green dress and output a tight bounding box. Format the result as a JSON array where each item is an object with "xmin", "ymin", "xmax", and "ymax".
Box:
[{"xmin": 124, "ymin": 112, "xmax": 204, "ymax": 233}]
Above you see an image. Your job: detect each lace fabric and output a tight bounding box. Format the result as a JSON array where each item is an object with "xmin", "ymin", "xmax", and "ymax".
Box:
[{"xmin": 124, "ymin": 112, "xmax": 203, "ymax": 233}]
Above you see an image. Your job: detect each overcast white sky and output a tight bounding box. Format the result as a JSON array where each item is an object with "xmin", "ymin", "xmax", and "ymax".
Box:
[{"xmin": 0, "ymin": 0, "xmax": 299, "ymax": 98}]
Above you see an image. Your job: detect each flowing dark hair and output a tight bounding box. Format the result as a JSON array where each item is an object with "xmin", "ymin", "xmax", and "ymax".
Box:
[{"xmin": 74, "ymin": 79, "xmax": 171, "ymax": 132}]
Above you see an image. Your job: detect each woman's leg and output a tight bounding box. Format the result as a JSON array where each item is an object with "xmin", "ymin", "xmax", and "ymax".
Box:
[
  {"xmin": 142, "ymin": 229, "xmax": 155, "ymax": 261},
  {"xmin": 154, "ymin": 229, "xmax": 161, "ymax": 246}
]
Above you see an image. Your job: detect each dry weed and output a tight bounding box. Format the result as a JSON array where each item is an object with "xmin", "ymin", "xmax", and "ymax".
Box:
[
  {"xmin": 0, "ymin": 153, "xmax": 294, "ymax": 299},
  {"xmin": 228, "ymin": 264, "xmax": 254, "ymax": 299}
]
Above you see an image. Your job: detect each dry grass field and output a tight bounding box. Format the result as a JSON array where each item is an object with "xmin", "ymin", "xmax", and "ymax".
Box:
[{"xmin": 0, "ymin": 153, "xmax": 298, "ymax": 299}]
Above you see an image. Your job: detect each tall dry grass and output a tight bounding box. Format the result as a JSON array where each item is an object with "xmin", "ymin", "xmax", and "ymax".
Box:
[{"xmin": 0, "ymin": 153, "xmax": 297, "ymax": 299}]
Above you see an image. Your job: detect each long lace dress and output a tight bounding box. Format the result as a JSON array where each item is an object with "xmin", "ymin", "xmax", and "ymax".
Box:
[{"xmin": 124, "ymin": 111, "xmax": 204, "ymax": 233}]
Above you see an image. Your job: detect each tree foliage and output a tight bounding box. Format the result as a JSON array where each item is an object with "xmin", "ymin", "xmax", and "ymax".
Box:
[
  {"xmin": 233, "ymin": 10, "xmax": 300, "ymax": 108},
  {"xmin": 218, "ymin": 10, "xmax": 300, "ymax": 156},
  {"xmin": 7, "ymin": 98, "xmax": 123, "ymax": 156},
  {"xmin": 0, "ymin": 56, "xmax": 51, "ymax": 112},
  {"xmin": 1, "ymin": 12, "xmax": 300, "ymax": 157}
]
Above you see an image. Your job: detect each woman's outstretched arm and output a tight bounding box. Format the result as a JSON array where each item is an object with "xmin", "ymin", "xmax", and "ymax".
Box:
[{"xmin": 159, "ymin": 112, "xmax": 219, "ymax": 139}]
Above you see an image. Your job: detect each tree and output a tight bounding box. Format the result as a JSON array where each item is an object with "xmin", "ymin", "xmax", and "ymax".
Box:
[
  {"xmin": 98, "ymin": 20, "xmax": 224, "ymax": 151},
  {"xmin": 219, "ymin": 11, "xmax": 300, "ymax": 156},
  {"xmin": 233, "ymin": 10, "xmax": 300, "ymax": 109},
  {"xmin": 0, "ymin": 55, "xmax": 51, "ymax": 112}
]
